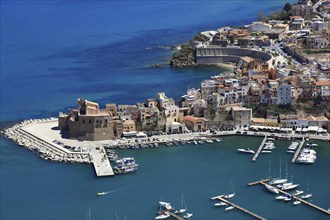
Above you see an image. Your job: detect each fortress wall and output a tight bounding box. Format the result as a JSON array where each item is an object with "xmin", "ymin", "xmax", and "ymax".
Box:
[{"xmin": 195, "ymin": 47, "xmax": 271, "ymax": 64}]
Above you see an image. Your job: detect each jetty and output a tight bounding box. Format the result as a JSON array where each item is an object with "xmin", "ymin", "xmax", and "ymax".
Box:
[
  {"xmin": 252, "ymin": 136, "xmax": 267, "ymax": 162},
  {"xmin": 211, "ymin": 195, "xmax": 266, "ymax": 220},
  {"xmin": 90, "ymin": 146, "xmax": 114, "ymax": 177},
  {"xmin": 159, "ymin": 211, "xmax": 183, "ymax": 220},
  {"xmin": 291, "ymin": 138, "xmax": 305, "ymax": 163},
  {"xmin": 248, "ymin": 179, "xmax": 330, "ymax": 216}
]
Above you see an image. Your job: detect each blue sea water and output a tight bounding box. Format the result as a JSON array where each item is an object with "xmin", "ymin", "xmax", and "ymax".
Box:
[{"xmin": 1, "ymin": 1, "xmax": 329, "ymax": 220}]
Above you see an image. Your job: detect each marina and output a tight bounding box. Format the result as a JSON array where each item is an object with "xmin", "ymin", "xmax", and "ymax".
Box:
[{"xmin": 248, "ymin": 180, "xmax": 330, "ymax": 216}]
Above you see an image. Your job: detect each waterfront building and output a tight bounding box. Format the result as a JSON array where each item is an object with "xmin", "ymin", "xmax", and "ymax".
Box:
[
  {"xmin": 122, "ymin": 119, "xmax": 136, "ymax": 132},
  {"xmin": 231, "ymin": 106, "xmax": 252, "ymax": 130},
  {"xmin": 179, "ymin": 88, "xmax": 201, "ymax": 108},
  {"xmin": 137, "ymin": 104, "xmax": 160, "ymax": 130},
  {"xmin": 182, "ymin": 115, "xmax": 209, "ymax": 132},
  {"xmin": 156, "ymin": 92, "xmax": 175, "ymax": 110},
  {"xmin": 201, "ymin": 79, "xmax": 221, "ymax": 99},
  {"xmin": 251, "ymin": 117, "xmax": 280, "ymax": 127},
  {"xmin": 58, "ymin": 98, "xmax": 123, "ymax": 141}
]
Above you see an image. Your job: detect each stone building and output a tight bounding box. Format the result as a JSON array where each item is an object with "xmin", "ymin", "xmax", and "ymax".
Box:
[
  {"xmin": 291, "ymin": 4, "xmax": 313, "ymax": 20},
  {"xmin": 58, "ymin": 98, "xmax": 123, "ymax": 141},
  {"xmin": 182, "ymin": 116, "xmax": 209, "ymax": 132}
]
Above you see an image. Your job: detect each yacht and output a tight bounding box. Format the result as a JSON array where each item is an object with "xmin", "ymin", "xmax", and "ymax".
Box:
[
  {"xmin": 282, "ymin": 183, "xmax": 299, "ymax": 191},
  {"xmin": 293, "ymin": 200, "xmax": 301, "ymax": 205},
  {"xmin": 269, "ymin": 157, "xmax": 287, "ymax": 185},
  {"xmin": 225, "ymin": 206, "xmax": 235, "ymax": 211},
  {"xmin": 206, "ymin": 139, "xmax": 213, "ymax": 143},
  {"xmin": 155, "ymin": 213, "xmax": 170, "ymax": 220},
  {"xmin": 237, "ymin": 148, "xmax": 255, "ymax": 154},
  {"xmin": 261, "ymin": 150, "xmax": 272, "ymax": 153},
  {"xmin": 183, "ymin": 213, "xmax": 193, "ymax": 219},
  {"xmin": 301, "ymin": 193, "xmax": 312, "ymax": 199},
  {"xmin": 224, "ymin": 193, "xmax": 235, "ymax": 199},
  {"xmin": 288, "ymin": 142, "xmax": 299, "ymax": 150},
  {"xmin": 215, "ymin": 138, "xmax": 222, "ymax": 142},
  {"xmin": 198, "ymin": 141, "xmax": 204, "ymax": 144},
  {"xmin": 287, "ymin": 150, "xmax": 295, "ymax": 154},
  {"xmin": 283, "ymin": 197, "xmax": 292, "ymax": 202},
  {"xmin": 275, "ymin": 195, "xmax": 288, "ymax": 200},
  {"xmin": 174, "ymin": 193, "xmax": 187, "ymax": 214},
  {"xmin": 265, "ymin": 184, "xmax": 279, "ymax": 194},
  {"xmin": 97, "ymin": 192, "xmax": 107, "ymax": 196},
  {"xmin": 166, "ymin": 142, "xmax": 173, "ymax": 147},
  {"xmin": 159, "ymin": 201, "xmax": 173, "ymax": 210},
  {"xmin": 193, "ymin": 140, "xmax": 198, "ymax": 145},
  {"xmin": 214, "ymin": 202, "xmax": 227, "ymax": 207},
  {"xmin": 293, "ymin": 190, "xmax": 304, "ymax": 196},
  {"xmin": 267, "ymin": 137, "xmax": 275, "ymax": 141}
]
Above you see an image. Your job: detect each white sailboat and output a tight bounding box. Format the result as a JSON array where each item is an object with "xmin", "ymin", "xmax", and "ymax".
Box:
[
  {"xmin": 214, "ymin": 202, "xmax": 228, "ymax": 207},
  {"xmin": 174, "ymin": 193, "xmax": 187, "ymax": 214},
  {"xmin": 183, "ymin": 213, "xmax": 193, "ymax": 219},
  {"xmin": 293, "ymin": 200, "xmax": 301, "ymax": 205},
  {"xmin": 225, "ymin": 206, "xmax": 235, "ymax": 211},
  {"xmin": 159, "ymin": 201, "xmax": 173, "ymax": 210},
  {"xmin": 269, "ymin": 156, "xmax": 287, "ymax": 185},
  {"xmin": 155, "ymin": 212, "xmax": 170, "ymax": 220},
  {"xmin": 265, "ymin": 184, "xmax": 279, "ymax": 194},
  {"xmin": 301, "ymin": 180, "xmax": 312, "ymax": 199},
  {"xmin": 224, "ymin": 180, "xmax": 235, "ymax": 199}
]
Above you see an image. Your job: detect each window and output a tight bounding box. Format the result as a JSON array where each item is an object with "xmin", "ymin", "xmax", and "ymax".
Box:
[{"xmin": 82, "ymin": 119, "xmax": 85, "ymax": 123}]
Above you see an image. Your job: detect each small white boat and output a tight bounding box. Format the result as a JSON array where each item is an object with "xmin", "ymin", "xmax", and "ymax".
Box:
[
  {"xmin": 225, "ymin": 206, "xmax": 234, "ymax": 211},
  {"xmin": 261, "ymin": 150, "xmax": 272, "ymax": 153},
  {"xmin": 214, "ymin": 202, "xmax": 227, "ymax": 207},
  {"xmin": 175, "ymin": 209, "xmax": 187, "ymax": 214},
  {"xmin": 293, "ymin": 190, "xmax": 304, "ymax": 196},
  {"xmin": 293, "ymin": 200, "xmax": 301, "ymax": 205},
  {"xmin": 155, "ymin": 213, "xmax": 170, "ymax": 220},
  {"xmin": 287, "ymin": 150, "xmax": 295, "ymax": 154},
  {"xmin": 265, "ymin": 184, "xmax": 279, "ymax": 194},
  {"xmin": 198, "ymin": 141, "xmax": 204, "ymax": 144},
  {"xmin": 301, "ymin": 193, "xmax": 312, "ymax": 199},
  {"xmin": 284, "ymin": 197, "xmax": 292, "ymax": 202},
  {"xmin": 97, "ymin": 192, "xmax": 107, "ymax": 196},
  {"xmin": 206, "ymin": 139, "xmax": 213, "ymax": 143},
  {"xmin": 237, "ymin": 148, "xmax": 255, "ymax": 154},
  {"xmin": 159, "ymin": 201, "xmax": 173, "ymax": 210},
  {"xmin": 269, "ymin": 178, "xmax": 287, "ymax": 185},
  {"xmin": 183, "ymin": 213, "xmax": 193, "ymax": 219},
  {"xmin": 224, "ymin": 193, "xmax": 235, "ymax": 199},
  {"xmin": 193, "ymin": 140, "xmax": 198, "ymax": 145},
  {"xmin": 267, "ymin": 137, "xmax": 275, "ymax": 141},
  {"xmin": 215, "ymin": 138, "xmax": 222, "ymax": 142},
  {"xmin": 275, "ymin": 195, "xmax": 288, "ymax": 200}
]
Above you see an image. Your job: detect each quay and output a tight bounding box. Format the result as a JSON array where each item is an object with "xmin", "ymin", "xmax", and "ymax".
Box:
[
  {"xmin": 159, "ymin": 210, "xmax": 183, "ymax": 220},
  {"xmin": 252, "ymin": 136, "xmax": 267, "ymax": 162},
  {"xmin": 90, "ymin": 146, "xmax": 114, "ymax": 177},
  {"xmin": 247, "ymin": 178, "xmax": 270, "ymax": 186},
  {"xmin": 211, "ymin": 195, "xmax": 266, "ymax": 220},
  {"xmin": 291, "ymin": 138, "xmax": 305, "ymax": 163},
  {"xmin": 248, "ymin": 179, "xmax": 330, "ymax": 215}
]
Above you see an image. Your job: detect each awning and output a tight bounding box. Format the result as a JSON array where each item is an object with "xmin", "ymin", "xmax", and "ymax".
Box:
[{"xmin": 307, "ymin": 126, "xmax": 318, "ymax": 132}]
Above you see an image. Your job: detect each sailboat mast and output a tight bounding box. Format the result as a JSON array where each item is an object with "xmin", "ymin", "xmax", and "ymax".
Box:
[{"xmin": 279, "ymin": 156, "xmax": 282, "ymax": 179}]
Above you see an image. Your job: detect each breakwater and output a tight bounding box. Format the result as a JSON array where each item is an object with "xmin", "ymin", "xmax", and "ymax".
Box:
[{"xmin": 2, "ymin": 119, "xmax": 91, "ymax": 163}]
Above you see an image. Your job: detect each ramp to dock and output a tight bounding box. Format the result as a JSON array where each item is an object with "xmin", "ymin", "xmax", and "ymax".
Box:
[
  {"xmin": 90, "ymin": 146, "xmax": 114, "ymax": 177},
  {"xmin": 252, "ymin": 136, "xmax": 267, "ymax": 162},
  {"xmin": 291, "ymin": 139, "xmax": 305, "ymax": 163},
  {"xmin": 211, "ymin": 195, "xmax": 266, "ymax": 220}
]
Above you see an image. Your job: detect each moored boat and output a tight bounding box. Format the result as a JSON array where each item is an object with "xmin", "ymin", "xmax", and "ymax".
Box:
[
  {"xmin": 214, "ymin": 202, "xmax": 227, "ymax": 207},
  {"xmin": 155, "ymin": 212, "xmax": 170, "ymax": 220},
  {"xmin": 225, "ymin": 206, "xmax": 234, "ymax": 211},
  {"xmin": 237, "ymin": 148, "xmax": 255, "ymax": 154}
]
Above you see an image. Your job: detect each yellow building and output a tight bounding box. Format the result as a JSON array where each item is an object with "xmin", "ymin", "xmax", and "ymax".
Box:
[{"xmin": 251, "ymin": 117, "xmax": 280, "ymax": 127}]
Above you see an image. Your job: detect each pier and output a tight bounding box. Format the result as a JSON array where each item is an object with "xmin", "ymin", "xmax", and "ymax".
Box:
[
  {"xmin": 211, "ymin": 195, "xmax": 266, "ymax": 220},
  {"xmin": 160, "ymin": 211, "xmax": 183, "ymax": 220},
  {"xmin": 252, "ymin": 136, "xmax": 267, "ymax": 162},
  {"xmin": 291, "ymin": 138, "xmax": 305, "ymax": 163},
  {"xmin": 90, "ymin": 146, "xmax": 114, "ymax": 177},
  {"xmin": 249, "ymin": 179, "xmax": 330, "ymax": 215}
]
